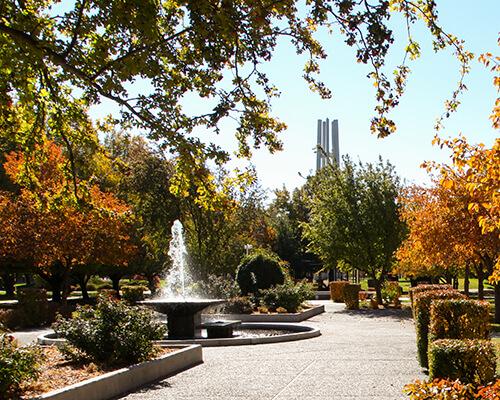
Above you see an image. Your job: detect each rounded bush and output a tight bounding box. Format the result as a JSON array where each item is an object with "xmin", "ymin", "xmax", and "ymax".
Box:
[
  {"xmin": 236, "ymin": 250, "xmax": 285, "ymax": 295},
  {"xmin": 260, "ymin": 280, "xmax": 314, "ymax": 313},
  {"xmin": 0, "ymin": 335, "xmax": 42, "ymax": 397},
  {"xmin": 223, "ymin": 297, "xmax": 254, "ymax": 314},
  {"xmin": 53, "ymin": 296, "xmax": 166, "ymax": 366}
]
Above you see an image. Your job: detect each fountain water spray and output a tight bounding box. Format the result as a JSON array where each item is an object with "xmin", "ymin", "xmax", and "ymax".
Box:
[{"xmin": 161, "ymin": 219, "xmax": 191, "ymax": 299}]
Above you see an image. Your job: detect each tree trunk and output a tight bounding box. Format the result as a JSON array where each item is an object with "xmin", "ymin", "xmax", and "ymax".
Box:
[
  {"xmin": 111, "ymin": 276, "xmax": 121, "ymax": 297},
  {"xmin": 50, "ymin": 280, "xmax": 62, "ymax": 302},
  {"xmin": 1, "ymin": 273, "xmax": 16, "ymax": 297},
  {"xmin": 147, "ymin": 274, "xmax": 158, "ymax": 296},
  {"xmin": 78, "ymin": 275, "xmax": 90, "ymax": 302},
  {"xmin": 495, "ymin": 283, "xmax": 500, "ymax": 324},
  {"xmin": 477, "ymin": 267, "xmax": 484, "ymax": 300},
  {"xmin": 374, "ymin": 278, "xmax": 383, "ymax": 306},
  {"xmin": 464, "ymin": 265, "xmax": 470, "ymax": 297}
]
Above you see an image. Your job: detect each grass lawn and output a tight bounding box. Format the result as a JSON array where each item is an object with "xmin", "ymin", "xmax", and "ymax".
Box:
[{"xmin": 493, "ymin": 337, "xmax": 500, "ymax": 376}]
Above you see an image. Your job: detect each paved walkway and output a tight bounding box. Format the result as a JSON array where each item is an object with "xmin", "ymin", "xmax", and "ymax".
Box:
[{"xmin": 120, "ymin": 301, "xmax": 424, "ymax": 400}]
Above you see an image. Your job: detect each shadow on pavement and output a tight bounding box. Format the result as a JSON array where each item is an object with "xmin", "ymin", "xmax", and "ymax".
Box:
[{"xmin": 337, "ymin": 307, "xmax": 413, "ymax": 321}]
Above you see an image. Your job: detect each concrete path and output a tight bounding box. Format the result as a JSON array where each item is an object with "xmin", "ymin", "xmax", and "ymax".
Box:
[{"xmin": 120, "ymin": 301, "xmax": 424, "ymax": 400}]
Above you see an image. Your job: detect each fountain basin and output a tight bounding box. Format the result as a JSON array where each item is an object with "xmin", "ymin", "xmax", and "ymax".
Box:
[
  {"xmin": 138, "ymin": 299, "xmax": 225, "ymax": 339},
  {"xmin": 158, "ymin": 322, "xmax": 320, "ymax": 347},
  {"xmin": 38, "ymin": 323, "xmax": 321, "ymax": 348}
]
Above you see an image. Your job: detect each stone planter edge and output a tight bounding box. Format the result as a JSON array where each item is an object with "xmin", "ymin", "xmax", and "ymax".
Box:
[
  {"xmin": 204, "ymin": 303, "xmax": 324, "ymax": 323},
  {"xmin": 34, "ymin": 344, "xmax": 202, "ymax": 400}
]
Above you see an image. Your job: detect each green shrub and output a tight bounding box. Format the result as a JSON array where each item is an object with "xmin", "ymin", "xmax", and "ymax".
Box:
[
  {"xmin": 429, "ymin": 299, "xmax": 490, "ymax": 342},
  {"xmin": 97, "ymin": 282, "xmax": 113, "ymax": 290},
  {"xmin": 409, "ymin": 284, "xmax": 452, "ymax": 308},
  {"xmin": 428, "ymin": 339, "xmax": 496, "ymax": 385},
  {"xmin": 413, "ymin": 289, "xmax": 465, "ymax": 368},
  {"xmin": 342, "ymin": 284, "xmax": 361, "ymax": 310},
  {"xmin": 195, "ymin": 274, "xmax": 241, "ymax": 299},
  {"xmin": 236, "ymin": 250, "xmax": 286, "ymax": 295},
  {"xmin": 0, "ymin": 335, "xmax": 42, "ymax": 397},
  {"xmin": 53, "ymin": 296, "xmax": 166, "ymax": 366},
  {"xmin": 125, "ymin": 279, "xmax": 149, "ymax": 287},
  {"xmin": 16, "ymin": 288, "xmax": 49, "ymax": 328},
  {"xmin": 121, "ymin": 285, "xmax": 147, "ymax": 304},
  {"xmin": 381, "ymin": 281, "xmax": 401, "ymax": 305},
  {"xmin": 329, "ymin": 281, "xmax": 349, "ymax": 302},
  {"xmin": 259, "ymin": 280, "xmax": 314, "ymax": 313},
  {"xmin": 223, "ymin": 296, "xmax": 254, "ymax": 314}
]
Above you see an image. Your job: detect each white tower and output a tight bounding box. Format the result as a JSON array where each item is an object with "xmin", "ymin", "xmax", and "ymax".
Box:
[{"xmin": 316, "ymin": 118, "xmax": 340, "ymax": 170}]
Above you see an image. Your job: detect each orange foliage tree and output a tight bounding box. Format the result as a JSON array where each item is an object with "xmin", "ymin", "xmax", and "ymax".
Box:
[
  {"xmin": 431, "ymin": 37, "xmax": 499, "ymax": 282},
  {"xmin": 396, "ymin": 171, "xmax": 500, "ymax": 322},
  {"xmin": 0, "ymin": 141, "xmax": 136, "ymax": 302}
]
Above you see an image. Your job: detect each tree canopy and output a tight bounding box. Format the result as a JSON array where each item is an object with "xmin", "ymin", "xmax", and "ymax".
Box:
[
  {"xmin": 0, "ymin": 140, "xmax": 136, "ymax": 301},
  {"xmin": 303, "ymin": 156, "xmax": 405, "ymax": 303},
  {"xmin": 0, "ymin": 0, "xmax": 471, "ymax": 187}
]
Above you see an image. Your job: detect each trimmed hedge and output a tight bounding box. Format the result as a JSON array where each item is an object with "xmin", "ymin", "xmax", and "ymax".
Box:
[
  {"xmin": 409, "ymin": 284, "xmax": 452, "ymax": 308},
  {"xmin": 329, "ymin": 281, "xmax": 349, "ymax": 302},
  {"xmin": 413, "ymin": 289, "xmax": 465, "ymax": 368},
  {"xmin": 428, "ymin": 339, "xmax": 496, "ymax": 385},
  {"xmin": 121, "ymin": 285, "xmax": 147, "ymax": 304},
  {"xmin": 429, "ymin": 299, "xmax": 490, "ymax": 342},
  {"xmin": 236, "ymin": 250, "xmax": 285, "ymax": 295},
  {"xmin": 342, "ymin": 284, "xmax": 361, "ymax": 310}
]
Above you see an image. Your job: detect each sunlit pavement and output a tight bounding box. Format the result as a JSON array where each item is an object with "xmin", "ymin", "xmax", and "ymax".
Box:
[{"xmin": 120, "ymin": 300, "xmax": 424, "ymax": 400}]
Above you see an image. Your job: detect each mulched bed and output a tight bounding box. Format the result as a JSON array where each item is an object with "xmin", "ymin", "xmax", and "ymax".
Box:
[{"xmin": 20, "ymin": 346, "xmax": 177, "ymax": 399}]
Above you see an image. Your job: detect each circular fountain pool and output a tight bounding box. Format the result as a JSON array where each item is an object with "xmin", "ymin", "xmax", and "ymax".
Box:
[
  {"xmin": 158, "ymin": 323, "xmax": 320, "ymax": 346},
  {"xmin": 37, "ymin": 323, "xmax": 320, "ymax": 348}
]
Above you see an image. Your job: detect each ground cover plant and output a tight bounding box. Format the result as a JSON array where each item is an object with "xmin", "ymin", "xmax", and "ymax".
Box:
[{"xmin": 404, "ymin": 378, "xmax": 500, "ymax": 399}]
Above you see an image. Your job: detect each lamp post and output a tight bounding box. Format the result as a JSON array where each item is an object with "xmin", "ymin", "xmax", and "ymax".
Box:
[{"xmin": 244, "ymin": 244, "xmax": 253, "ymax": 255}]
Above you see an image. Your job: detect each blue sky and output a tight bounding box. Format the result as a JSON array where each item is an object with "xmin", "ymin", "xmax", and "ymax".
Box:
[{"xmin": 91, "ymin": 0, "xmax": 499, "ymax": 193}]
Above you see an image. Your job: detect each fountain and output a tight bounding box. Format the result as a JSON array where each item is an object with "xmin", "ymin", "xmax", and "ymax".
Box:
[
  {"xmin": 138, "ymin": 220, "xmax": 224, "ymax": 339},
  {"xmin": 38, "ymin": 222, "xmax": 322, "ymax": 347}
]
